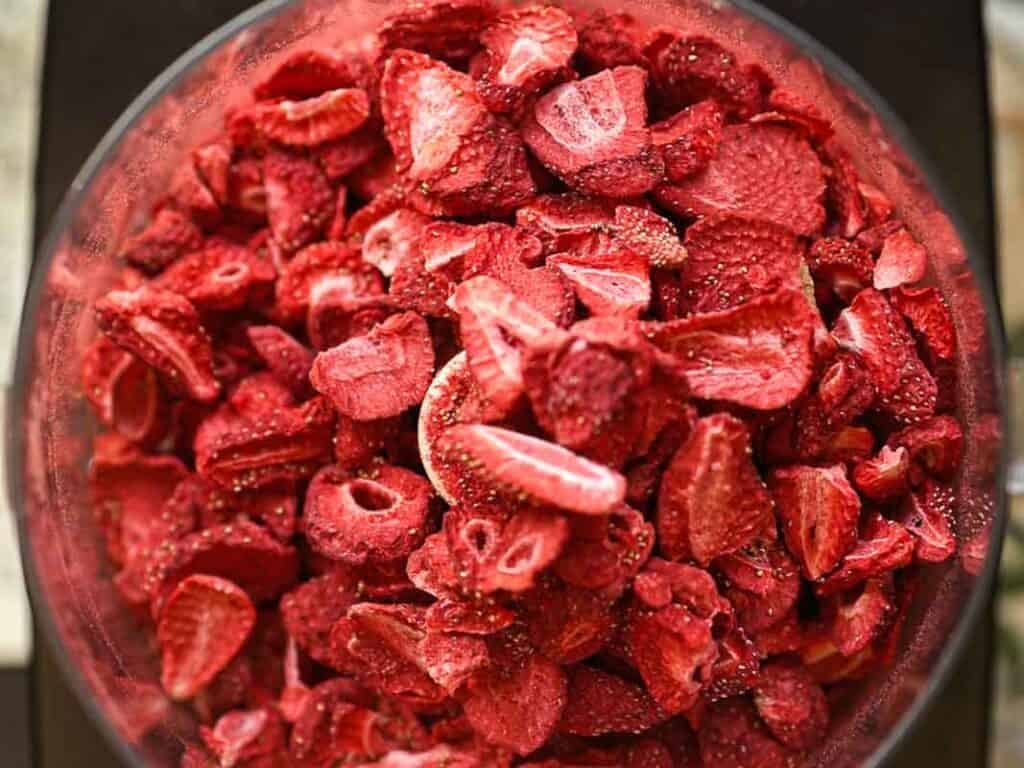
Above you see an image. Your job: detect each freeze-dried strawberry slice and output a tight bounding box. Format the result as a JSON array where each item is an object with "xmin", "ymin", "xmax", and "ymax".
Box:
[
  {"xmin": 193, "ymin": 142, "xmax": 232, "ymax": 207},
  {"xmin": 523, "ymin": 66, "xmax": 663, "ymax": 198},
  {"xmin": 280, "ymin": 568, "xmax": 359, "ymax": 666},
  {"xmin": 304, "ymin": 464, "xmax": 431, "ymax": 564},
  {"xmin": 820, "ymin": 142, "xmax": 867, "ymax": 239},
  {"xmin": 95, "ymin": 286, "xmax": 220, "ymax": 402},
  {"xmin": 441, "ymin": 424, "xmax": 626, "ymax": 515},
  {"xmin": 246, "ymin": 325, "xmax": 314, "ymax": 399},
  {"xmin": 475, "ymin": 5, "xmax": 577, "ymax": 114},
  {"xmin": 228, "ymin": 372, "xmax": 296, "ymax": 418},
  {"xmin": 698, "ymin": 698, "xmax": 791, "ymax": 768},
  {"xmin": 360, "ymin": 208, "xmax": 432, "ymax": 278},
  {"xmin": 829, "ymin": 577, "xmax": 894, "ymax": 657},
  {"xmin": 754, "ymin": 88, "xmax": 834, "ymax": 142},
  {"xmin": 555, "ymin": 506, "xmax": 654, "ymax": 597},
  {"xmin": 157, "ymin": 574, "xmax": 256, "ymax": 700},
  {"xmin": 263, "ymin": 150, "xmax": 334, "ymax": 255},
  {"xmin": 889, "ymin": 415, "xmax": 964, "ymax": 478},
  {"xmin": 817, "ymin": 514, "xmax": 915, "ymax": 596},
  {"xmin": 254, "ymin": 49, "xmax": 368, "ymax": 101},
  {"xmin": 521, "ymin": 579, "xmax": 617, "ymax": 663},
  {"xmin": 333, "ymin": 414, "xmax": 400, "ymax": 469},
  {"xmin": 679, "ymin": 214, "xmax": 803, "ymax": 314},
  {"xmin": 753, "ymin": 660, "xmax": 829, "ymax": 751},
  {"xmin": 655, "ymin": 123, "xmax": 826, "ymax": 237},
  {"xmin": 426, "ymin": 596, "xmax": 517, "ymax": 635},
  {"xmin": 853, "ymin": 446, "xmax": 911, "ymax": 501},
  {"xmin": 832, "ymin": 288, "xmax": 937, "ymax": 424},
  {"xmin": 120, "ymin": 208, "xmax": 203, "ymax": 272},
  {"xmin": 716, "ymin": 540, "xmax": 800, "ymax": 634},
  {"xmin": 548, "ymin": 240, "xmax": 650, "ymax": 318},
  {"xmin": 898, "ymin": 481, "xmax": 957, "ymax": 563},
  {"xmin": 646, "ymin": 32, "xmax": 763, "ymax": 119},
  {"xmin": 558, "ymin": 665, "xmax": 666, "ymax": 736},
  {"xmin": 768, "ymin": 464, "xmax": 860, "ymax": 580},
  {"xmin": 636, "ymin": 558, "xmax": 731, "ymax": 623},
  {"xmin": 311, "ymin": 311, "xmax": 434, "ymax": 420},
  {"xmin": 200, "ymin": 707, "xmax": 286, "ymax": 768},
  {"xmin": 807, "ymin": 237, "xmax": 874, "ymax": 303},
  {"xmin": 614, "ymin": 205, "xmax": 688, "ymax": 269},
  {"xmin": 276, "ymin": 241, "xmax": 384, "ymax": 327},
  {"xmin": 81, "ymin": 338, "xmax": 169, "ymax": 445},
  {"xmin": 230, "ymin": 88, "xmax": 370, "ymax": 148},
  {"xmin": 706, "ymin": 627, "xmax": 761, "ymax": 701},
  {"xmin": 378, "ymin": 0, "xmax": 495, "ymax": 62},
  {"xmin": 650, "ymin": 99, "xmax": 724, "ymax": 182},
  {"xmin": 318, "ymin": 125, "xmax": 389, "ymax": 182},
  {"xmin": 167, "ymin": 160, "xmax": 222, "ymax": 229},
  {"xmin": 656, "ymin": 413, "xmax": 774, "ymax": 565},
  {"xmin": 889, "ymin": 285, "xmax": 957, "ymax": 362},
  {"xmin": 464, "ymin": 634, "xmax": 567, "ymax": 755},
  {"xmin": 647, "ymin": 289, "xmax": 815, "ymax": 410},
  {"xmin": 194, "ymin": 397, "xmax": 334, "ymax": 490},
  {"xmin": 153, "ymin": 241, "xmax": 275, "ymax": 311},
  {"xmin": 577, "ymin": 11, "xmax": 646, "ymax": 71},
  {"xmin": 515, "ymin": 193, "xmax": 616, "ymax": 254},
  {"xmin": 874, "ymin": 228, "xmax": 927, "ymax": 290}
]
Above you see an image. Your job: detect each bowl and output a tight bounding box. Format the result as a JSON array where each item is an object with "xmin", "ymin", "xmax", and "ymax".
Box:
[{"xmin": 10, "ymin": 0, "xmax": 1007, "ymax": 765}]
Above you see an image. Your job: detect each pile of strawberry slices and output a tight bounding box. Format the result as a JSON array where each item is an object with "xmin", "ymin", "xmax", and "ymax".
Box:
[{"xmin": 83, "ymin": 0, "xmax": 967, "ymax": 765}]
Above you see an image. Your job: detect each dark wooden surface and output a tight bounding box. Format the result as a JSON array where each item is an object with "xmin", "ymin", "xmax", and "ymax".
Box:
[{"xmin": 29, "ymin": 1, "xmax": 997, "ymax": 766}]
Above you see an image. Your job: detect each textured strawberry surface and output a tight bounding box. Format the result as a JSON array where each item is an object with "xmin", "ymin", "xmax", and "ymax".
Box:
[{"xmin": 84, "ymin": 3, "xmax": 967, "ymax": 765}]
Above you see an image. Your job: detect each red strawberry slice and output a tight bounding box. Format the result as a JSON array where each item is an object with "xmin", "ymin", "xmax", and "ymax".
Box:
[
  {"xmin": 245, "ymin": 325, "xmax": 315, "ymax": 399},
  {"xmin": 378, "ymin": 0, "xmax": 496, "ymax": 62},
  {"xmin": 523, "ymin": 66, "xmax": 662, "ymax": 198},
  {"xmin": 407, "ymin": 536, "xmax": 459, "ymax": 599},
  {"xmin": 716, "ymin": 539, "xmax": 800, "ymax": 634},
  {"xmin": 656, "ymin": 413, "xmax": 774, "ymax": 565},
  {"xmin": 475, "ymin": 5, "xmax": 578, "ymax": 114},
  {"xmin": 548, "ymin": 239, "xmax": 650, "ymax": 318},
  {"xmin": 852, "ymin": 445, "xmax": 911, "ymax": 500},
  {"xmin": 889, "ymin": 284, "xmax": 957, "ymax": 362},
  {"xmin": 119, "ymin": 208, "xmax": 203, "ymax": 273},
  {"xmin": 768, "ymin": 464, "xmax": 861, "ymax": 580},
  {"xmin": 807, "ymin": 237, "xmax": 874, "ymax": 303},
  {"xmin": 515, "ymin": 193, "xmax": 617, "ymax": 253},
  {"xmin": 889, "ymin": 415, "xmax": 964, "ymax": 478},
  {"xmin": 227, "ymin": 372, "xmax": 296, "ymax": 418},
  {"xmin": 192, "ymin": 142, "xmax": 232, "ymax": 206},
  {"xmin": 167, "ymin": 160, "xmax": 222, "ymax": 229},
  {"xmin": 230, "ymin": 88, "xmax": 370, "ymax": 148},
  {"xmin": 317, "ymin": 125, "xmax": 389, "ymax": 182},
  {"xmin": 304, "ymin": 464, "xmax": 432, "ymax": 565},
  {"xmin": 646, "ymin": 289, "xmax": 815, "ymax": 410},
  {"xmin": 426, "ymin": 596, "xmax": 516, "ymax": 635},
  {"xmin": 873, "ymin": 228, "xmax": 927, "ymax": 290},
  {"xmin": 311, "ymin": 311, "xmax": 435, "ymax": 420},
  {"xmin": 706, "ymin": 627, "xmax": 761, "ymax": 701},
  {"xmin": 898, "ymin": 480, "xmax": 957, "ymax": 563},
  {"xmin": 829, "ymin": 577, "xmax": 894, "ymax": 657},
  {"xmin": 280, "ymin": 569, "xmax": 358, "ymax": 667},
  {"xmin": 554, "ymin": 505, "xmax": 654, "ymax": 598},
  {"xmin": 679, "ymin": 214, "xmax": 804, "ymax": 314},
  {"xmin": 752, "ymin": 660, "xmax": 829, "ymax": 751},
  {"xmin": 698, "ymin": 698, "xmax": 793, "ymax": 768},
  {"xmin": 832, "ymin": 288, "xmax": 938, "ymax": 424},
  {"xmin": 200, "ymin": 707, "xmax": 286, "ymax": 768},
  {"xmin": 520, "ymin": 579, "xmax": 617, "ymax": 664},
  {"xmin": 254, "ymin": 49, "xmax": 369, "ymax": 101},
  {"xmin": 613, "ymin": 205, "xmax": 688, "ymax": 269},
  {"xmin": 154, "ymin": 241, "xmax": 276, "ymax": 311},
  {"xmin": 95, "ymin": 286, "xmax": 221, "ymax": 402},
  {"xmin": 81, "ymin": 338, "xmax": 169, "ymax": 445},
  {"xmin": 157, "ymin": 574, "xmax": 256, "ymax": 701},
  {"xmin": 754, "ymin": 87, "xmax": 834, "ymax": 143},
  {"xmin": 654, "ymin": 123, "xmax": 826, "ymax": 237},
  {"xmin": 650, "ymin": 99, "xmax": 724, "ymax": 182},
  {"xmin": 275, "ymin": 241, "xmax": 384, "ymax": 327},
  {"xmin": 820, "ymin": 141, "xmax": 867, "ymax": 238},
  {"xmin": 441, "ymin": 424, "xmax": 627, "ymax": 515},
  {"xmin": 577, "ymin": 10, "xmax": 646, "ymax": 72},
  {"xmin": 817, "ymin": 514, "xmax": 915, "ymax": 596},
  {"xmin": 361, "ymin": 208, "xmax": 432, "ymax": 277},
  {"xmin": 263, "ymin": 150, "xmax": 334, "ymax": 253},
  {"xmin": 558, "ymin": 666, "xmax": 667, "ymax": 736}
]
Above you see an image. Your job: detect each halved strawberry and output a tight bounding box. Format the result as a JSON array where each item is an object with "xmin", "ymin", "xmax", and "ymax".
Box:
[
  {"xmin": 157, "ymin": 574, "xmax": 256, "ymax": 701},
  {"xmin": 119, "ymin": 208, "xmax": 203, "ymax": 273},
  {"xmin": 752, "ymin": 660, "xmax": 828, "ymax": 751},
  {"xmin": 650, "ymin": 99, "xmax": 724, "ymax": 182},
  {"xmin": 558, "ymin": 665, "xmax": 667, "ymax": 736},
  {"xmin": 377, "ymin": 0, "xmax": 496, "ymax": 62},
  {"xmin": 577, "ymin": 10, "xmax": 647, "ymax": 72},
  {"xmin": 153, "ymin": 240, "xmax": 276, "ymax": 311},
  {"xmin": 263, "ymin": 150, "xmax": 334, "ymax": 253},
  {"xmin": 230, "ymin": 88, "xmax": 370, "ymax": 148},
  {"xmin": 874, "ymin": 228, "xmax": 927, "ymax": 290},
  {"xmin": 522, "ymin": 66, "xmax": 663, "ymax": 197},
  {"xmin": 657, "ymin": 413, "xmax": 774, "ymax": 565}
]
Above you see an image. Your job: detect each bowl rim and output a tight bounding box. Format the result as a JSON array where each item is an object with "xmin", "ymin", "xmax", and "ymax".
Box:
[{"xmin": 9, "ymin": 0, "xmax": 1008, "ymax": 766}]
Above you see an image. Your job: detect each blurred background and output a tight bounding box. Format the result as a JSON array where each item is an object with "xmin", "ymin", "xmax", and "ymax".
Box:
[{"xmin": 1, "ymin": 0, "xmax": 1023, "ymax": 765}]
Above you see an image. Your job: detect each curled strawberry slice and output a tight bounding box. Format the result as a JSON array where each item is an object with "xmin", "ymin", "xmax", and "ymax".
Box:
[
  {"xmin": 95, "ymin": 286, "xmax": 221, "ymax": 402},
  {"xmin": 153, "ymin": 240, "xmax": 276, "ymax": 311},
  {"xmin": 554, "ymin": 505, "xmax": 654, "ymax": 598},
  {"xmin": 254, "ymin": 49, "xmax": 370, "ymax": 101},
  {"xmin": 650, "ymin": 99, "xmax": 724, "ymax": 182},
  {"xmin": 264, "ymin": 150, "xmax": 335, "ymax": 253},
  {"xmin": 157, "ymin": 574, "xmax": 256, "ymax": 701},
  {"xmin": 816, "ymin": 514, "xmax": 915, "ymax": 596},
  {"xmin": 81, "ymin": 338, "xmax": 169, "ymax": 445},
  {"xmin": 558, "ymin": 665, "xmax": 666, "ymax": 736},
  {"xmin": 275, "ymin": 241, "xmax": 384, "ymax": 327},
  {"xmin": 549, "ymin": 240, "xmax": 650, "ymax": 318},
  {"xmin": 647, "ymin": 289, "xmax": 815, "ymax": 411},
  {"xmin": 515, "ymin": 192, "xmax": 617, "ymax": 254},
  {"xmin": 200, "ymin": 707, "xmax": 286, "ymax": 767},
  {"xmin": 873, "ymin": 228, "xmax": 927, "ymax": 290},
  {"xmin": 119, "ymin": 208, "xmax": 203, "ymax": 273},
  {"xmin": 441, "ymin": 424, "xmax": 627, "ymax": 515},
  {"xmin": 230, "ymin": 88, "xmax": 370, "ymax": 148},
  {"xmin": 378, "ymin": 0, "xmax": 496, "ymax": 62}
]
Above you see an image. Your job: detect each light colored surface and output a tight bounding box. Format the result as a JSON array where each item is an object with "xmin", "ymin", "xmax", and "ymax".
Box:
[{"xmin": 0, "ymin": 0, "xmax": 46, "ymax": 665}]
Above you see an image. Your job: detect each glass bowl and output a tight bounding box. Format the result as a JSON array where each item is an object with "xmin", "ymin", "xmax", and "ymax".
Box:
[{"xmin": 10, "ymin": 0, "xmax": 1007, "ymax": 765}]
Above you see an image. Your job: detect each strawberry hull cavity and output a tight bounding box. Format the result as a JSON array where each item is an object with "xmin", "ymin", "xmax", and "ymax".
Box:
[{"xmin": 84, "ymin": 4, "xmax": 968, "ymax": 765}]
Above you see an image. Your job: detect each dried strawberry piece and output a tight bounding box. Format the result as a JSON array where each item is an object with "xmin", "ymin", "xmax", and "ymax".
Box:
[
  {"xmin": 656, "ymin": 413, "xmax": 773, "ymax": 565},
  {"xmin": 852, "ymin": 445, "xmax": 911, "ymax": 501},
  {"xmin": 625, "ymin": 417, "xmax": 692, "ymax": 508},
  {"xmin": 553, "ymin": 242, "xmax": 651, "ymax": 320},
  {"xmin": 280, "ymin": 568, "xmax": 358, "ymax": 666},
  {"xmin": 889, "ymin": 285, "xmax": 957, "ymax": 363},
  {"xmin": 768, "ymin": 464, "xmax": 860, "ymax": 580},
  {"xmin": 200, "ymin": 707, "xmax": 286, "ymax": 767},
  {"xmin": 706, "ymin": 627, "xmax": 761, "ymax": 701},
  {"xmin": 254, "ymin": 49, "xmax": 368, "ymax": 101},
  {"xmin": 327, "ymin": 185, "xmax": 349, "ymax": 242},
  {"xmin": 523, "ymin": 66, "xmax": 662, "ymax": 198},
  {"xmin": 558, "ymin": 665, "xmax": 666, "ymax": 737},
  {"xmin": 81, "ymin": 338, "xmax": 169, "ymax": 445},
  {"xmin": 333, "ymin": 413, "xmax": 399, "ymax": 469},
  {"xmin": 520, "ymin": 579, "xmax": 617, "ymax": 663},
  {"xmin": 158, "ymin": 574, "xmax": 257, "ymax": 700},
  {"xmin": 821, "ymin": 141, "xmax": 867, "ymax": 239},
  {"xmin": 378, "ymin": 0, "xmax": 495, "ymax": 62},
  {"xmin": 898, "ymin": 480, "xmax": 957, "ymax": 563},
  {"xmin": 655, "ymin": 123, "xmax": 826, "ymax": 237},
  {"xmin": 304, "ymin": 464, "xmax": 431, "ymax": 564},
  {"xmin": 245, "ymin": 325, "xmax": 314, "ymax": 399},
  {"xmin": 95, "ymin": 286, "xmax": 220, "ymax": 402},
  {"xmin": 230, "ymin": 88, "xmax": 371, "ymax": 148},
  {"xmin": 716, "ymin": 540, "xmax": 800, "ymax": 634},
  {"xmin": 698, "ymin": 698, "xmax": 791, "ymax": 768},
  {"xmin": 275, "ymin": 242, "xmax": 384, "ymax": 326},
  {"xmin": 263, "ymin": 150, "xmax": 334, "ymax": 253},
  {"xmin": 406, "ymin": 533, "xmax": 460, "ymax": 599},
  {"xmin": 311, "ymin": 311, "xmax": 434, "ymax": 419},
  {"xmin": 554, "ymin": 505, "xmax": 654, "ymax": 597},
  {"xmin": 754, "ymin": 88, "xmax": 834, "ymax": 143},
  {"xmin": 474, "ymin": 6, "xmax": 577, "ymax": 114},
  {"xmin": 855, "ymin": 219, "xmax": 904, "ymax": 254},
  {"xmin": 646, "ymin": 32, "xmax": 763, "ymax": 119},
  {"xmin": 806, "ymin": 237, "xmax": 874, "ymax": 303},
  {"xmin": 192, "ymin": 142, "xmax": 232, "ymax": 208},
  {"xmin": 361, "ymin": 746, "xmax": 483, "ymax": 767},
  {"xmin": 227, "ymin": 372, "xmax": 296, "ymax": 418},
  {"xmin": 318, "ymin": 125, "xmax": 389, "ymax": 182},
  {"xmin": 650, "ymin": 99, "xmax": 724, "ymax": 182},
  {"xmin": 153, "ymin": 240, "xmax": 276, "ymax": 311},
  {"xmin": 829, "ymin": 577, "xmax": 894, "ymax": 657},
  {"xmin": 637, "ymin": 558, "xmax": 731, "ymax": 624},
  {"xmin": 647, "ymin": 289, "xmax": 815, "ymax": 410},
  {"xmin": 426, "ymin": 595, "xmax": 516, "ymax": 635},
  {"xmin": 889, "ymin": 415, "xmax": 964, "ymax": 479},
  {"xmin": 678, "ymin": 214, "xmax": 803, "ymax": 314},
  {"xmin": 464, "ymin": 633, "xmax": 567, "ymax": 755},
  {"xmin": 577, "ymin": 11, "xmax": 646, "ymax": 72},
  {"xmin": 288, "ymin": 681, "xmax": 391, "ymax": 766},
  {"xmin": 816, "ymin": 513, "xmax": 915, "ymax": 596},
  {"xmin": 226, "ymin": 159, "xmax": 268, "ymax": 225},
  {"xmin": 515, "ymin": 193, "xmax": 616, "ymax": 254},
  {"xmin": 167, "ymin": 159, "xmax": 223, "ymax": 229},
  {"xmin": 832, "ymin": 288, "xmax": 938, "ymax": 424},
  {"xmin": 361, "ymin": 207, "xmax": 432, "ymax": 278},
  {"xmin": 614, "ymin": 205, "xmax": 688, "ymax": 269},
  {"xmin": 874, "ymin": 228, "xmax": 927, "ymax": 290},
  {"xmin": 120, "ymin": 208, "xmax": 203, "ymax": 272},
  {"xmin": 858, "ymin": 182, "xmax": 893, "ymax": 225},
  {"xmin": 789, "ymin": 353, "xmax": 876, "ymax": 462},
  {"xmin": 753, "ymin": 660, "xmax": 828, "ymax": 751}
]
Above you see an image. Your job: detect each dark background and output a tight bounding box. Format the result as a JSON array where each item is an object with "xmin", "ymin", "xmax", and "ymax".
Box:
[{"xmin": 26, "ymin": 1, "xmax": 997, "ymax": 766}]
